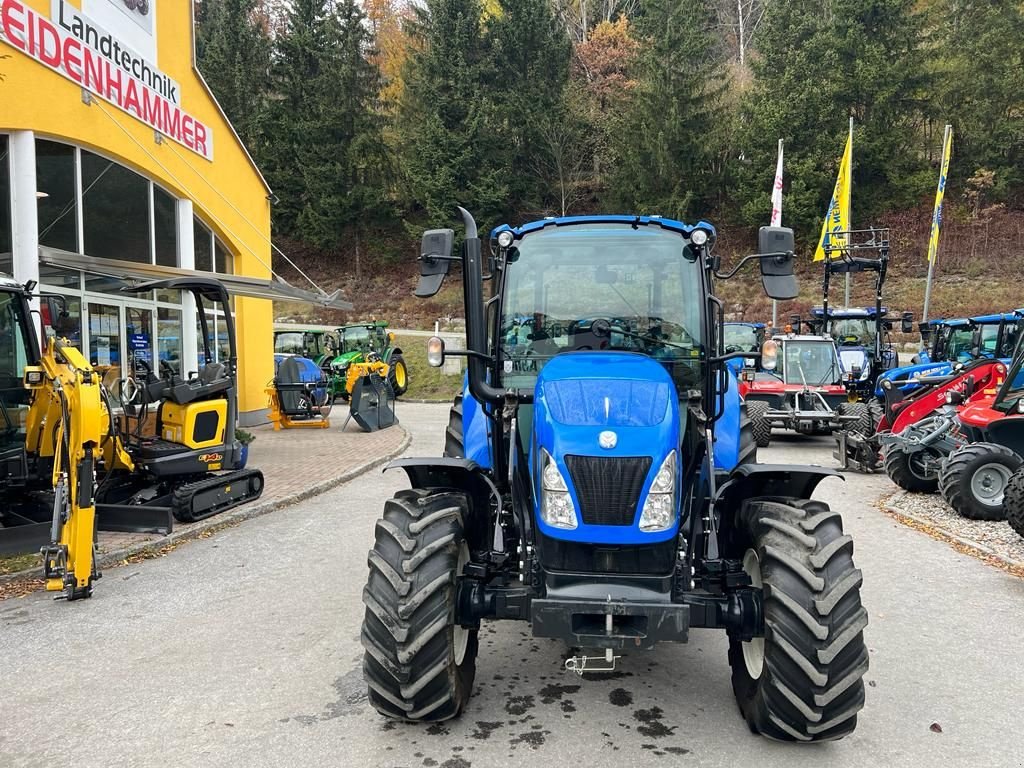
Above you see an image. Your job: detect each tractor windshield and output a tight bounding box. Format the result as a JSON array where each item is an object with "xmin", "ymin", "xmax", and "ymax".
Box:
[
  {"xmin": 947, "ymin": 325, "xmax": 1000, "ymax": 361},
  {"xmin": 339, "ymin": 326, "xmax": 371, "ymax": 353},
  {"xmin": 498, "ymin": 223, "xmax": 704, "ymax": 391},
  {"xmin": 275, "ymin": 332, "xmax": 306, "ymax": 355},
  {"xmin": 831, "ymin": 318, "xmax": 874, "ymax": 346},
  {"xmin": 780, "ymin": 341, "xmax": 841, "ymax": 386},
  {"xmin": 724, "ymin": 325, "xmax": 760, "ymax": 353}
]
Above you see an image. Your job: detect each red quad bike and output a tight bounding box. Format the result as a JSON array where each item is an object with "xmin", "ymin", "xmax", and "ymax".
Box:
[
  {"xmin": 836, "ymin": 357, "xmax": 1006, "ymax": 472},
  {"xmin": 739, "ymin": 334, "xmax": 855, "ymax": 447}
]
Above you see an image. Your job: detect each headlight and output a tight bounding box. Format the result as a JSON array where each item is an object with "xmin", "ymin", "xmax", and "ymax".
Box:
[
  {"xmin": 497, "ymin": 230, "xmax": 514, "ymax": 248},
  {"xmin": 540, "ymin": 450, "xmax": 578, "ymax": 530},
  {"xmin": 691, "ymin": 229, "xmax": 709, "ymax": 246},
  {"xmin": 639, "ymin": 451, "xmax": 677, "ymax": 532}
]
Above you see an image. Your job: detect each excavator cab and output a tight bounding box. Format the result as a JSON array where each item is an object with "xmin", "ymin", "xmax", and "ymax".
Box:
[{"xmin": 120, "ymin": 279, "xmax": 243, "ymax": 478}]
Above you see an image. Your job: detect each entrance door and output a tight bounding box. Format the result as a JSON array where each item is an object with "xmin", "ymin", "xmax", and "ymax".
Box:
[{"xmin": 125, "ymin": 305, "xmax": 155, "ymax": 377}]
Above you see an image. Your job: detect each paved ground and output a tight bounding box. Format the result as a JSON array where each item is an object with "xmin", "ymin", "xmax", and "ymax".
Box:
[{"xmin": 2, "ymin": 404, "xmax": 1022, "ymax": 768}]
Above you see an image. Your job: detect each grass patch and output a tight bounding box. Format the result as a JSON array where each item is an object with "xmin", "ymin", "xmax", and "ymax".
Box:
[
  {"xmin": 0, "ymin": 552, "xmax": 39, "ymax": 576},
  {"xmin": 394, "ymin": 334, "xmax": 463, "ymax": 402}
]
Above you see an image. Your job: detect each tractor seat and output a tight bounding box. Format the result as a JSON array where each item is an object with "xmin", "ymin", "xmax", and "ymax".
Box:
[{"xmin": 164, "ymin": 362, "xmax": 232, "ymax": 405}]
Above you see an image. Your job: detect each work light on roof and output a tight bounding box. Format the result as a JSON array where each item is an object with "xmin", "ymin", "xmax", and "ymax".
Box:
[
  {"xmin": 497, "ymin": 231, "xmax": 514, "ymax": 248},
  {"xmin": 691, "ymin": 229, "xmax": 709, "ymax": 246}
]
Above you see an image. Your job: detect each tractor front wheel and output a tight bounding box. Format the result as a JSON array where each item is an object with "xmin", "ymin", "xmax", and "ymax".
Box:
[
  {"xmin": 729, "ymin": 498, "xmax": 868, "ymax": 742},
  {"xmin": 1004, "ymin": 467, "xmax": 1024, "ymax": 539},
  {"xmin": 938, "ymin": 443, "xmax": 1021, "ymax": 521},
  {"xmin": 746, "ymin": 400, "xmax": 772, "ymax": 448},
  {"xmin": 883, "ymin": 446, "xmax": 939, "ymax": 493},
  {"xmin": 388, "ymin": 354, "xmax": 409, "ymax": 396},
  {"xmin": 361, "ymin": 488, "xmax": 478, "ymax": 721}
]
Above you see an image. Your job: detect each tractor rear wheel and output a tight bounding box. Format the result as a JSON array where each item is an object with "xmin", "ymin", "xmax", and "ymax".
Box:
[
  {"xmin": 1004, "ymin": 467, "xmax": 1024, "ymax": 538},
  {"xmin": 738, "ymin": 401, "xmax": 759, "ymax": 466},
  {"xmin": 746, "ymin": 400, "xmax": 772, "ymax": 448},
  {"xmin": 444, "ymin": 393, "xmax": 464, "ymax": 458},
  {"xmin": 729, "ymin": 498, "xmax": 868, "ymax": 741},
  {"xmin": 388, "ymin": 354, "xmax": 409, "ymax": 396},
  {"xmin": 361, "ymin": 488, "xmax": 478, "ymax": 721},
  {"xmin": 883, "ymin": 446, "xmax": 939, "ymax": 493},
  {"xmin": 938, "ymin": 443, "xmax": 1021, "ymax": 521},
  {"xmin": 836, "ymin": 402, "xmax": 872, "ymax": 437}
]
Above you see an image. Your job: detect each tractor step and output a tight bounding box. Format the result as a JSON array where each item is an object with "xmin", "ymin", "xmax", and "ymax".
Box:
[{"xmin": 171, "ymin": 469, "xmax": 265, "ymax": 523}]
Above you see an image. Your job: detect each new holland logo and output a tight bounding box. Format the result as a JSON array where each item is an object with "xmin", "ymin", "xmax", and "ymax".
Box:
[
  {"xmin": 199, "ymin": 453, "xmax": 223, "ymax": 464},
  {"xmin": 598, "ymin": 431, "xmax": 617, "ymax": 449}
]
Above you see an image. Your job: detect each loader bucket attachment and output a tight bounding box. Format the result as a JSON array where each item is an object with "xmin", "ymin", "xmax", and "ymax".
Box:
[{"xmin": 348, "ymin": 373, "xmax": 398, "ymax": 432}]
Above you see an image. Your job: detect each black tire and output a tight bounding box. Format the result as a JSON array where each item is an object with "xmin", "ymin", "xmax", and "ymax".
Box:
[
  {"xmin": 1004, "ymin": 467, "xmax": 1024, "ymax": 538},
  {"xmin": 746, "ymin": 400, "xmax": 772, "ymax": 448},
  {"xmin": 388, "ymin": 354, "xmax": 409, "ymax": 396},
  {"xmin": 836, "ymin": 402, "xmax": 872, "ymax": 437},
  {"xmin": 738, "ymin": 400, "xmax": 759, "ymax": 466},
  {"xmin": 883, "ymin": 446, "xmax": 939, "ymax": 493},
  {"xmin": 444, "ymin": 393, "xmax": 464, "ymax": 458},
  {"xmin": 867, "ymin": 400, "xmax": 885, "ymax": 431},
  {"xmin": 938, "ymin": 442, "xmax": 1021, "ymax": 521},
  {"xmin": 361, "ymin": 488, "xmax": 478, "ymax": 722},
  {"xmin": 729, "ymin": 498, "xmax": 868, "ymax": 742}
]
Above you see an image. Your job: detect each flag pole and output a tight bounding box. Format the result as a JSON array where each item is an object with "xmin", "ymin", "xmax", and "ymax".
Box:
[
  {"xmin": 771, "ymin": 138, "xmax": 784, "ymax": 327},
  {"xmin": 923, "ymin": 124, "xmax": 953, "ymax": 322},
  {"xmin": 844, "ymin": 117, "xmax": 853, "ymax": 307}
]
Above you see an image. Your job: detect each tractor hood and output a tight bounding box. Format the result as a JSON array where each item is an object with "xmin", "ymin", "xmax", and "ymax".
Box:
[
  {"xmin": 838, "ymin": 348, "xmax": 871, "ymax": 381},
  {"xmin": 531, "ymin": 352, "xmax": 682, "ymax": 544}
]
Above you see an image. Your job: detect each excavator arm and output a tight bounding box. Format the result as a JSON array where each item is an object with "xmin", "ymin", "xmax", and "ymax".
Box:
[{"xmin": 23, "ymin": 338, "xmax": 124, "ymax": 599}]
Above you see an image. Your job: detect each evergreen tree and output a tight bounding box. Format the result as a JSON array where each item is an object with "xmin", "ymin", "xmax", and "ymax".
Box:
[
  {"xmin": 263, "ymin": 0, "xmax": 334, "ymax": 235},
  {"xmin": 608, "ymin": 0, "xmax": 728, "ymax": 220},
  {"xmin": 194, "ymin": 0, "xmax": 272, "ymax": 152},
  {"xmin": 297, "ymin": 0, "xmax": 390, "ymax": 272},
  {"xmin": 738, "ymin": 0, "xmax": 928, "ymax": 237},
  {"xmin": 485, "ymin": 0, "xmax": 572, "ymax": 215},
  {"xmin": 396, "ymin": 0, "xmax": 508, "ymax": 226},
  {"xmin": 933, "ymin": 0, "xmax": 1024, "ymax": 205}
]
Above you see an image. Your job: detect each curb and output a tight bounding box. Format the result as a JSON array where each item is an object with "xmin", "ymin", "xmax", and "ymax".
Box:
[
  {"xmin": 883, "ymin": 490, "xmax": 1024, "ymax": 572},
  {"xmin": 0, "ymin": 427, "xmax": 412, "ymax": 587}
]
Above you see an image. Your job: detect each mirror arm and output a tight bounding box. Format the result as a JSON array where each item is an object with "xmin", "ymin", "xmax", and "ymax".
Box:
[
  {"xmin": 713, "ymin": 250, "xmax": 794, "ymax": 281},
  {"xmin": 441, "ymin": 348, "xmax": 493, "ymax": 364},
  {"xmin": 709, "ymin": 350, "xmax": 762, "ymax": 366}
]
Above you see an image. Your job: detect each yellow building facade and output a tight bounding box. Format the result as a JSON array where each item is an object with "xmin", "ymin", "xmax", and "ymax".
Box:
[{"xmin": 0, "ymin": 0, "xmax": 333, "ymax": 422}]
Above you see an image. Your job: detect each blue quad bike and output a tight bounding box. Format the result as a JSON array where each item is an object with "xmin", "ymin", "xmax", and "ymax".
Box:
[{"xmin": 360, "ymin": 211, "xmax": 868, "ymax": 741}]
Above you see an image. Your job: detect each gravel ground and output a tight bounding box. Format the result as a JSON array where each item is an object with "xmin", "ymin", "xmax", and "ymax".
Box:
[{"xmin": 886, "ymin": 489, "xmax": 1024, "ymax": 568}]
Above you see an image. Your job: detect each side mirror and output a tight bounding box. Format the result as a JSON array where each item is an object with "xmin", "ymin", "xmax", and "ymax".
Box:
[
  {"xmin": 901, "ymin": 312, "xmax": 914, "ymax": 334},
  {"xmin": 757, "ymin": 226, "xmax": 797, "ymax": 300},
  {"xmin": 970, "ymin": 326, "xmax": 982, "ymax": 358},
  {"xmin": 416, "ymin": 229, "xmax": 455, "ymax": 298}
]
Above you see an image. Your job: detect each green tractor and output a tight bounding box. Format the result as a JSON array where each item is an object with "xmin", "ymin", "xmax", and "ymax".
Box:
[{"xmin": 335, "ymin": 322, "xmax": 409, "ymax": 397}]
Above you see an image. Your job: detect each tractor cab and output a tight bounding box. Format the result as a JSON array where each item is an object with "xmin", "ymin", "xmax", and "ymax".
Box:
[
  {"xmin": 334, "ymin": 322, "xmax": 408, "ymax": 397},
  {"xmin": 722, "ymin": 322, "xmax": 765, "ymax": 374},
  {"xmin": 811, "ymin": 306, "xmax": 901, "ymax": 389}
]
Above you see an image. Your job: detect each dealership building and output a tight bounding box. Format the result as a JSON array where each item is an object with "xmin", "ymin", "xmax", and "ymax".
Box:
[{"xmin": 0, "ymin": 0, "xmax": 345, "ymax": 423}]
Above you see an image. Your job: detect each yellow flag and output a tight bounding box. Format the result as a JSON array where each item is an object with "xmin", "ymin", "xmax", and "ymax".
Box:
[
  {"xmin": 927, "ymin": 127, "xmax": 954, "ymax": 263},
  {"xmin": 813, "ymin": 134, "xmax": 853, "ymax": 261}
]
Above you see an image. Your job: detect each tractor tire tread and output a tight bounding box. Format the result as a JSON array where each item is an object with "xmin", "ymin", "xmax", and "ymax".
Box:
[
  {"xmin": 1004, "ymin": 467, "xmax": 1024, "ymax": 538},
  {"xmin": 938, "ymin": 442, "xmax": 1020, "ymax": 521},
  {"xmin": 730, "ymin": 497, "xmax": 868, "ymax": 742},
  {"xmin": 444, "ymin": 393, "xmax": 465, "ymax": 458},
  {"xmin": 361, "ymin": 489, "xmax": 477, "ymax": 722},
  {"xmin": 746, "ymin": 400, "xmax": 773, "ymax": 448},
  {"xmin": 883, "ymin": 446, "xmax": 939, "ymax": 493}
]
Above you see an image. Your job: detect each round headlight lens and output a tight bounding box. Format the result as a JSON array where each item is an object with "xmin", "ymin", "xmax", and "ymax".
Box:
[
  {"xmin": 691, "ymin": 229, "xmax": 709, "ymax": 246},
  {"xmin": 497, "ymin": 231, "xmax": 514, "ymax": 248}
]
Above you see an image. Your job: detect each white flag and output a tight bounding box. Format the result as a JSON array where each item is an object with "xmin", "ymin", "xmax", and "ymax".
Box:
[{"xmin": 770, "ymin": 139, "xmax": 783, "ymax": 227}]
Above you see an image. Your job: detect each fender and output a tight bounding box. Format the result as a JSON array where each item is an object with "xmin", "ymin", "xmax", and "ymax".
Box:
[
  {"xmin": 384, "ymin": 457, "xmax": 502, "ymax": 548},
  {"xmin": 716, "ymin": 463, "xmax": 842, "ymax": 515},
  {"xmin": 714, "ymin": 369, "xmax": 743, "ymax": 472}
]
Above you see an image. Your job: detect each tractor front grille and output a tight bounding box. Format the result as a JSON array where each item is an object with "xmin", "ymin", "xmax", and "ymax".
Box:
[{"xmin": 565, "ymin": 455, "xmax": 651, "ymax": 526}]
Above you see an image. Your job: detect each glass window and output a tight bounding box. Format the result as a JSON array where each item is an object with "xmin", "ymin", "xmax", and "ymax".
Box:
[
  {"xmin": 41, "ymin": 294, "xmax": 83, "ymax": 349},
  {"xmin": 153, "ymin": 185, "xmax": 178, "ymax": 267},
  {"xmin": 86, "ymin": 302, "xmax": 122, "ymax": 373},
  {"xmin": 125, "ymin": 305, "xmax": 154, "ymax": 377},
  {"xmin": 193, "ymin": 217, "xmax": 213, "ymax": 271},
  {"xmin": 36, "ymin": 140, "xmax": 79, "ymax": 253},
  {"xmin": 0, "ymin": 289, "xmax": 32, "ymax": 446},
  {"xmin": 38, "ymin": 263, "xmax": 81, "ymax": 289},
  {"xmin": 275, "ymin": 331, "xmax": 306, "ymax": 355},
  {"xmin": 155, "ymin": 287, "xmax": 182, "ymax": 305},
  {"xmin": 214, "ymin": 237, "xmax": 233, "ymax": 274},
  {"xmin": 81, "ymin": 150, "xmax": 150, "ymax": 263},
  {"xmin": 84, "ymin": 271, "xmax": 132, "ymax": 296},
  {"xmin": 1, "ymin": 135, "xmax": 11, "ymax": 267},
  {"xmin": 158, "ymin": 307, "xmax": 183, "ymax": 375},
  {"xmin": 781, "ymin": 341, "xmax": 841, "ymax": 386}
]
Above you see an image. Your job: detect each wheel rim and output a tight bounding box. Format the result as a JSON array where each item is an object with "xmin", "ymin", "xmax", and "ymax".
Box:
[
  {"xmin": 971, "ymin": 462, "xmax": 1012, "ymax": 506},
  {"xmin": 453, "ymin": 543, "xmax": 470, "ymax": 666},
  {"xmin": 741, "ymin": 549, "xmax": 765, "ymax": 680},
  {"xmin": 395, "ymin": 362, "xmax": 407, "ymax": 389}
]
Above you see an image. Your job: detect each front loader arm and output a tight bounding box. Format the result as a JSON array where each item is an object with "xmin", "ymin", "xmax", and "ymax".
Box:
[{"xmin": 24, "ymin": 339, "xmax": 112, "ymax": 600}]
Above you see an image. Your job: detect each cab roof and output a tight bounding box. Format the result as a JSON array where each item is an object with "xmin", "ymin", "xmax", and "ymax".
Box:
[
  {"xmin": 810, "ymin": 307, "xmax": 888, "ymax": 318},
  {"xmin": 491, "ymin": 215, "xmax": 716, "ymax": 240},
  {"xmin": 725, "ymin": 321, "xmax": 765, "ymax": 329}
]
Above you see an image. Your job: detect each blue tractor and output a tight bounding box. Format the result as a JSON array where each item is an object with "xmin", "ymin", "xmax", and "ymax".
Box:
[{"xmin": 360, "ymin": 210, "xmax": 868, "ymax": 741}]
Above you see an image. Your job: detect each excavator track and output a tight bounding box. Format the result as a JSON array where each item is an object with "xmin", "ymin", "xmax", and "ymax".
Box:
[{"xmin": 170, "ymin": 469, "xmax": 265, "ymax": 523}]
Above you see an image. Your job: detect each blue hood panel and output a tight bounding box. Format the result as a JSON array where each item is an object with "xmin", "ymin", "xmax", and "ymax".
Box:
[{"xmin": 532, "ymin": 353, "xmax": 682, "ymax": 545}]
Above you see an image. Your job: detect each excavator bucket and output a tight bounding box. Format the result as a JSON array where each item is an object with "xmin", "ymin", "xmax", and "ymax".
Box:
[{"xmin": 348, "ymin": 372, "xmax": 398, "ymax": 432}]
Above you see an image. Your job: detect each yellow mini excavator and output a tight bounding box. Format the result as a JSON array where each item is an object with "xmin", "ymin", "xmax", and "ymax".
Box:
[{"xmin": 1, "ymin": 277, "xmax": 263, "ymax": 600}]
